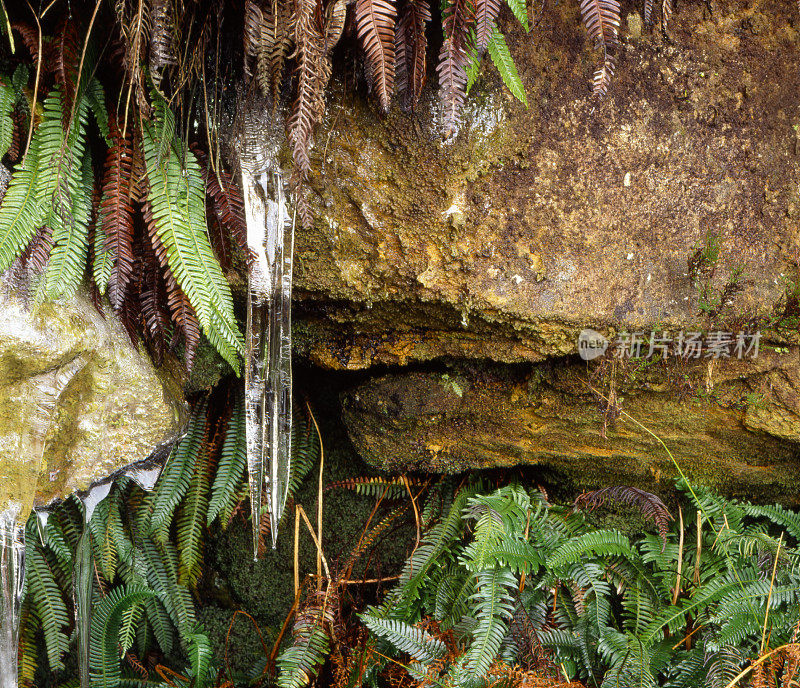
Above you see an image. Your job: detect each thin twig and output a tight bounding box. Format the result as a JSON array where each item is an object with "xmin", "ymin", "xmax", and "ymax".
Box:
[
  {"xmin": 297, "ymin": 504, "xmax": 331, "ymax": 580},
  {"xmin": 294, "ymin": 503, "xmax": 300, "ymax": 596},
  {"xmin": 672, "ymin": 505, "xmax": 684, "ymax": 605},
  {"xmin": 693, "ymin": 509, "xmax": 702, "ymax": 587},
  {"xmin": 306, "ymin": 399, "xmax": 325, "ymax": 589},
  {"xmin": 23, "ymin": 1, "xmax": 41, "ymax": 159}
]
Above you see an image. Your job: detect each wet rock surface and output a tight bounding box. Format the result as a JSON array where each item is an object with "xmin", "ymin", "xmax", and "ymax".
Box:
[
  {"xmin": 0, "ymin": 289, "xmax": 187, "ymax": 510},
  {"xmin": 284, "ymin": 0, "xmax": 800, "ymax": 489},
  {"xmin": 341, "ymin": 350, "xmax": 800, "ymax": 503}
]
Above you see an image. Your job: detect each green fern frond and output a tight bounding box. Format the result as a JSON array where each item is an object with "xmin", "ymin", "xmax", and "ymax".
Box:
[
  {"xmin": 460, "ymin": 567, "xmax": 517, "ymax": 677},
  {"xmin": 141, "ymin": 101, "xmax": 243, "ymax": 371},
  {"xmin": 741, "ymin": 502, "xmax": 800, "ymax": 542},
  {"xmin": 0, "ymin": 77, "xmax": 14, "ymax": 158},
  {"xmin": 0, "ymin": 138, "xmax": 44, "ymax": 272},
  {"xmin": 361, "ymin": 615, "xmax": 447, "ymax": 664},
  {"xmin": 504, "ymin": 0, "xmax": 529, "ymax": 30},
  {"xmin": 25, "ymin": 527, "xmax": 69, "ymax": 670},
  {"xmin": 186, "ymin": 630, "xmax": 214, "ymax": 686},
  {"xmin": 177, "ymin": 453, "xmax": 211, "ymax": 586},
  {"xmin": 89, "ymin": 585, "xmax": 159, "ymax": 688},
  {"xmin": 487, "ymin": 28, "xmax": 527, "ymax": 105},
  {"xmin": 277, "ymin": 616, "xmax": 331, "ymax": 688},
  {"xmin": 207, "ymin": 399, "xmax": 247, "ymax": 527},
  {"xmin": 546, "ymin": 529, "xmax": 638, "ymax": 570},
  {"xmin": 288, "ymin": 406, "xmax": 320, "ymax": 496},
  {"xmin": 146, "ymin": 400, "xmax": 208, "ymax": 541}
]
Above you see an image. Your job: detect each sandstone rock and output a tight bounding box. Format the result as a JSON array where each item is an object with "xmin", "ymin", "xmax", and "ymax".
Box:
[
  {"xmin": 341, "ymin": 350, "xmax": 800, "ymax": 504},
  {"xmin": 0, "ymin": 288, "xmax": 187, "ymax": 514},
  {"xmin": 283, "ymin": 0, "xmax": 800, "ymax": 491}
]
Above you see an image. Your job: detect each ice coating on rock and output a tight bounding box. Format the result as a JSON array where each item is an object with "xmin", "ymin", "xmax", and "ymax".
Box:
[
  {"xmin": 239, "ymin": 104, "xmax": 294, "ymax": 556},
  {"xmin": 0, "ymin": 503, "xmax": 25, "ymax": 688},
  {"xmin": 82, "ymin": 481, "xmax": 112, "ymax": 523},
  {"xmin": 124, "ymin": 466, "xmax": 161, "ymax": 492}
]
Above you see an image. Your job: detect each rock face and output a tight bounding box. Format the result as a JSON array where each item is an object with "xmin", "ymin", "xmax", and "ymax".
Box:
[
  {"xmin": 287, "ymin": 0, "xmax": 800, "ymax": 494},
  {"xmin": 0, "ymin": 288, "xmax": 187, "ymax": 513}
]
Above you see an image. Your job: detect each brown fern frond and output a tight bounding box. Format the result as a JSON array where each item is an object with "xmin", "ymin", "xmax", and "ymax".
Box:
[
  {"xmin": 11, "ymin": 24, "xmax": 41, "ymax": 65},
  {"xmin": 244, "ymin": 0, "xmax": 264, "ymax": 78},
  {"xmin": 475, "ymin": 0, "xmax": 501, "ymax": 54},
  {"xmin": 356, "ymin": 0, "xmax": 397, "ymax": 111},
  {"xmin": 437, "ymin": 37, "xmax": 468, "ymax": 138},
  {"xmin": 139, "ymin": 235, "xmax": 170, "ymax": 365},
  {"xmin": 644, "ymin": 0, "xmax": 654, "ymax": 25},
  {"xmin": 141, "ymin": 198, "xmax": 201, "ymax": 369},
  {"xmin": 193, "ymin": 146, "xmax": 253, "ymax": 268},
  {"xmin": 573, "ymin": 485, "xmax": 672, "ymax": 545},
  {"xmin": 149, "ymin": 0, "xmax": 177, "ymax": 88},
  {"xmin": 257, "ymin": 0, "xmax": 296, "ymax": 100},
  {"xmin": 579, "ymin": 0, "xmax": 619, "ymax": 96},
  {"xmin": 592, "ymin": 55, "xmax": 615, "ymax": 97},
  {"xmin": 408, "ymin": 0, "xmax": 430, "ymax": 107},
  {"xmin": 55, "ymin": 18, "xmax": 81, "ymax": 121},
  {"xmin": 15, "ymin": 225, "xmax": 53, "ymax": 274},
  {"xmin": 118, "ymin": 0, "xmax": 152, "ymax": 120},
  {"xmin": 167, "ymin": 276, "xmax": 201, "ymax": 370},
  {"xmin": 395, "ymin": 0, "xmax": 430, "ymax": 109},
  {"xmin": 288, "ymin": 0, "xmax": 328, "ymax": 176},
  {"xmin": 441, "ymin": 0, "xmax": 475, "ymax": 50},
  {"xmin": 661, "ymin": 0, "xmax": 673, "ymax": 33},
  {"xmin": 101, "ymin": 118, "xmax": 138, "ymax": 312},
  {"xmin": 324, "ymin": 0, "xmax": 348, "ymax": 53}
]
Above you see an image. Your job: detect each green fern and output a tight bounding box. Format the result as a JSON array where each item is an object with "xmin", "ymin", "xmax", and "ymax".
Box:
[
  {"xmin": 89, "ymin": 585, "xmax": 159, "ymax": 688},
  {"xmin": 277, "ymin": 610, "xmax": 332, "ymax": 688},
  {"xmin": 141, "ymin": 97, "xmax": 243, "ymax": 371},
  {"xmin": 25, "ymin": 519, "xmax": 70, "ymax": 671},
  {"xmin": 146, "ymin": 400, "xmax": 208, "ymax": 542},
  {"xmin": 207, "ymin": 398, "xmax": 247, "ymax": 526},
  {"xmin": 0, "ymin": 137, "xmax": 45, "ymax": 272},
  {"xmin": 487, "ymin": 28, "xmax": 527, "ymax": 105},
  {"xmin": 361, "ymin": 616, "xmax": 447, "ymax": 663},
  {"xmin": 504, "ymin": 0, "xmax": 529, "ymax": 31},
  {"xmin": 0, "ymin": 77, "xmax": 14, "ymax": 158},
  {"xmin": 37, "ymin": 89, "xmax": 92, "ymax": 298}
]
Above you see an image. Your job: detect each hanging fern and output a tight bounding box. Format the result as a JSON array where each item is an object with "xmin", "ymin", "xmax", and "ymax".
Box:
[{"xmin": 141, "ymin": 97, "xmax": 243, "ymax": 371}]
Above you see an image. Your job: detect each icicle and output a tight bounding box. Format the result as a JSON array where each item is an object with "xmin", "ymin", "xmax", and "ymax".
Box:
[
  {"xmin": 124, "ymin": 465, "xmax": 161, "ymax": 492},
  {"xmin": 82, "ymin": 481, "xmax": 112, "ymax": 523},
  {"xmin": 0, "ymin": 503, "xmax": 25, "ymax": 688},
  {"xmin": 239, "ymin": 105, "xmax": 294, "ymax": 557}
]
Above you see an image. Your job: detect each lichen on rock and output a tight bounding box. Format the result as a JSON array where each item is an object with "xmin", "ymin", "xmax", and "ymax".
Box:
[{"xmin": 0, "ymin": 288, "xmax": 188, "ymax": 512}]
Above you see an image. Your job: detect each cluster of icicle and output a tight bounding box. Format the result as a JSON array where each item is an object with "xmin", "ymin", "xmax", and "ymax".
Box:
[{"xmin": 239, "ymin": 102, "xmax": 294, "ymax": 558}]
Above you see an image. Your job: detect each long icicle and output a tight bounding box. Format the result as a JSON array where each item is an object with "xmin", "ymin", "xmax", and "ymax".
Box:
[
  {"xmin": 240, "ymin": 107, "xmax": 294, "ymax": 557},
  {"xmin": 0, "ymin": 503, "xmax": 24, "ymax": 688}
]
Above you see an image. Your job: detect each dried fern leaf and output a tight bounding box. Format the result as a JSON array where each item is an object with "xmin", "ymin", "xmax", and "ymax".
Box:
[
  {"xmin": 356, "ymin": 0, "xmax": 397, "ymax": 111},
  {"xmin": 289, "ymin": 0, "xmax": 329, "ymax": 176},
  {"xmin": 244, "ymin": 0, "xmax": 264, "ymax": 78},
  {"xmin": 99, "ymin": 117, "xmax": 138, "ymax": 308},
  {"xmin": 437, "ymin": 37, "xmax": 468, "ymax": 138},
  {"xmin": 149, "ymin": 0, "xmax": 177, "ymax": 88},
  {"xmin": 325, "ymin": 0, "xmax": 348, "ymax": 53},
  {"xmin": 395, "ymin": 0, "xmax": 430, "ymax": 108},
  {"xmin": 579, "ymin": 0, "xmax": 620, "ymax": 96},
  {"xmin": 475, "ymin": 0, "xmax": 501, "ymax": 54},
  {"xmin": 661, "ymin": 0, "xmax": 672, "ymax": 33}
]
